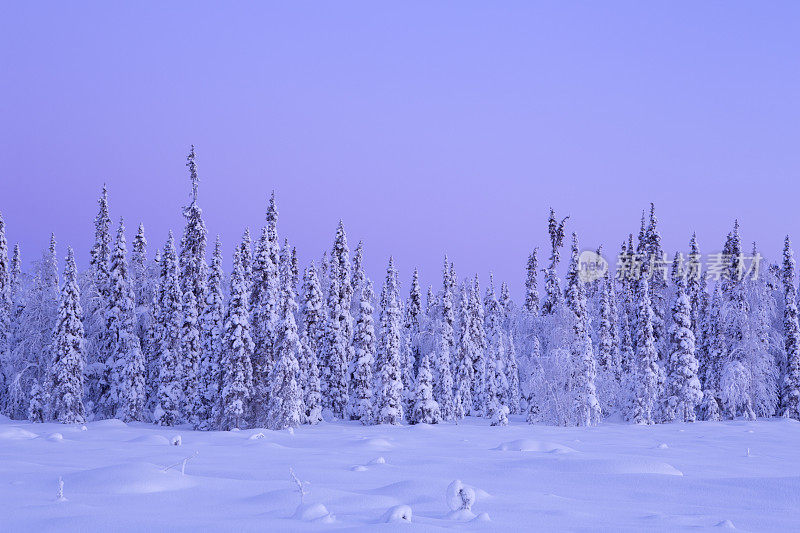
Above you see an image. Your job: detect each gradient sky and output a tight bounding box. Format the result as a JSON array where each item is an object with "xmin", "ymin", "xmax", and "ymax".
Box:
[{"xmin": 2, "ymin": 2, "xmax": 799, "ymax": 298}]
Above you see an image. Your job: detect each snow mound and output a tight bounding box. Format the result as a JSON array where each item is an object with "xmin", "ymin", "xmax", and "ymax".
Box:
[
  {"xmin": 582, "ymin": 458, "xmax": 683, "ymax": 476},
  {"xmin": 382, "ymin": 504, "xmax": 412, "ymax": 523},
  {"xmin": 0, "ymin": 427, "xmax": 38, "ymax": 439},
  {"xmin": 46, "ymin": 432, "xmax": 64, "ymax": 442},
  {"xmin": 293, "ymin": 502, "xmax": 333, "ymax": 522},
  {"xmin": 473, "ymin": 512, "xmax": 491, "ymax": 522},
  {"xmin": 447, "ymin": 508, "xmax": 477, "ymax": 521},
  {"xmin": 351, "ymin": 465, "xmax": 368, "ymax": 472},
  {"xmin": 128, "ymin": 434, "xmax": 170, "ymax": 445},
  {"xmin": 369, "ymin": 456, "xmax": 386, "ymax": 465},
  {"xmin": 66, "ymin": 462, "xmax": 196, "ymax": 494},
  {"xmin": 716, "ymin": 519, "xmax": 736, "ymax": 529},
  {"xmin": 494, "ymin": 439, "xmax": 576, "ymax": 454},
  {"xmin": 90, "ymin": 419, "xmax": 127, "ymax": 428},
  {"xmin": 657, "ymin": 443, "xmax": 669, "ymax": 449},
  {"xmin": 171, "ymin": 435, "xmax": 182, "ymax": 446},
  {"xmin": 353, "ymin": 437, "xmax": 393, "ymax": 450},
  {"xmin": 248, "ymin": 432, "xmax": 266, "ymax": 440}
]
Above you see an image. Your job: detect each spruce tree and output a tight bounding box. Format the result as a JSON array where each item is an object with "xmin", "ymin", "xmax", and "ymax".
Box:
[
  {"xmin": 349, "ymin": 278, "xmax": 376, "ymax": 424},
  {"xmin": 155, "ymin": 233, "xmax": 183, "ymax": 426},
  {"xmin": 299, "ymin": 263, "xmax": 324, "ymax": 424},
  {"xmin": 411, "ymin": 349, "xmax": 441, "ymax": 424},
  {"xmin": 469, "ymin": 275, "xmax": 487, "ymax": 414},
  {"xmin": 50, "ymin": 248, "xmax": 86, "ymax": 424},
  {"xmin": 375, "ymin": 257, "xmax": 404, "ymax": 424},
  {"xmin": 86, "ymin": 186, "xmax": 112, "ymax": 413},
  {"xmin": 434, "ymin": 257, "xmax": 455, "ymax": 420},
  {"xmin": 180, "ymin": 289, "xmax": 202, "ymax": 426},
  {"xmin": 454, "ymin": 286, "xmax": 476, "ymax": 419},
  {"xmin": 0, "ymin": 213, "xmax": 10, "ymax": 364},
  {"xmin": 251, "ymin": 223, "xmax": 279, "ymax": 419},
  {"xmin": 321, "ymin": 253, "xmax": 349, "ymax": 417},
  {"xmin": 782, "ymin": 236, "xmax": 800, "ymax": 419},
  {"xmin": 565, "ymin": 233, "xmax": 601, "ymax": 426},
  {"xmin": 542, "ymin": 209, "xmax": 568, "ymax": 315},
  {"xmin": 218, "ymin": 247, "xmax": 255, "ymax": 430},
  {"xmin": 666, "ymin": 263, "xmax": 702, "ymax": 422},
  {"xmin": 108, "ymin": 219, "xmax": 146, "ymax": 422},
  {"xmin": 179, "ymin": 145, "xmax": 208, "ymax": 313},
  {"xmin": 524, "ymin": 248, "xmax": 540, "ymax": 317},
  {"xmin": 402, "ymin": 268, "xmax": 423, "ymax": 412},
  {"xmin": 266, "ymin": 254, "xmax": 303, "ymax": 430},
  {"xmin": 199, "ymin": 236, "xmax": 225, "ymax": 427},
  {"xmin": 632, "ymin": 277, "xmax": 659, "ymax": 425}
]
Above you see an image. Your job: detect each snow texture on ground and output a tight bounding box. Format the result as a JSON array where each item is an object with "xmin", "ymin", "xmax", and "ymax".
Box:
[{"xmin": 0, "ymin": 414, "xmax": 798, "ymax": 531}]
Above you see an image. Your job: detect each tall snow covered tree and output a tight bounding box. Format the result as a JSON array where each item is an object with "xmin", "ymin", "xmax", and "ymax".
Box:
[
  {"xmin": 542, "ymin": 209, "xmax": 568, "ymax": 315},
  {"xmin": 469, "ymin": 275, "xmax": 487, "ymax": 414},
  {"xmin": 454, "ymin": 285, "xmax": 476, "ymax": 419},
  {"xmin": 402, "ymin": 268, "xmax": 423, "ymax": 413},
  {"xmin": 198, "ymin": 236, "xmax": 225, "ymax": 427},
  {"xmin": 50, "ymin": 248, "xmax": 86, "ymax": 424},
  {"xmin": 348, "ymin": 277, "xmax": 376, "ymax": 424},
  {"xmin": 85, "ymin": 186, "xmax": 112, "ymax": 414},
  {"xmin": 565, "ymin": 233, "xmax": 601, "ymax": 427},
  {"xmin": 251, "ymin": 204, "xmax": 280, "ymax": 421},
  {"xmin": 375, "ymin": 257, "xmax": 404, "ymax": 424},
  {"xmin": 299, "ymin": 263, "xmax": 324, "ymax": 425},
  {"xmin": 321, "ymin": 251, "xmax": 349, "ymax": 418},
  {"xmin": 782, "ymin": 236, "xmax": 800, "ymax": 420},
  {"xmin": 155, "ymin": 233, "xmax": 183, "ymax": 426},
  {"xmin": 434, "ymin": 256, "xmax": 455, "ymax": 420},
  {"xmin": 0, "ymin": 213, "xmax": 10, "ymax": 371},
  {"xmin": 266, "ymin": 253, "xmax": 303, "ymax": 430},
  {"xmin": 665, "ymin": 263, "xmax": 702, "ymax": 422},
  {"xmin": 632, "ymin": 277, "xmax": 660, "ymax": 425},
  {"xmin": 218, "ymin": 247, "xmax": 255, "ymax": 430},
  {"xmin": 698, "ymin": 284, "xmax": 726, "ymax": 420},
  {"xmin": 107, "ymin": 219, "xmax": 146, "ymax": 422},
  {"xmin": 179, "ymin": 145, "xmax": 208, "ymax": 314}
]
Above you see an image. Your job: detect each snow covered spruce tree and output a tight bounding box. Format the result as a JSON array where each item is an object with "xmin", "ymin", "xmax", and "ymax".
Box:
[
  {"xmin": 782, "ymin": 235, "xmax": 800, "ymax": 420},
  {"xmin": 411, "ymin": 348, "xmax": 441, "ymax": 424},
  {"xmin": 198, "ymin": 236, "xmax": 225, "ymax": 427},
  {"xmin": 469, "ymin": 275, "xmax": 487, "ymax": 415},
  {"xmin": 85, "ymin": 186, "xmax": 112, "ymax": 415},
  {"xmin": 375, "ymin": 257, "xmax": 404, "ymax": 424},
  {"xmin": 698, "ymin": 285, "xmax": 725, "ymax": 421},
  {"xmin": 178, "ymin": 146, "xmax": 207, "ymax": 426},
  {"xmin": 453, "ymin": 285, "xmax": 476, "ymax": 419},
  {"xmin": 632, "ymin": 277, "xmax": 660, "ymax": 425},
  {"xmin": 155, "ymin": 233, "xmax": 183, "ymax": 426},
  {"xmin": 50, "ymin": 247, "xmax": 86, "ymax": 424},
  {"xmin": 107, "ymin": 219, "xmax": 146, "ymax": 422},
  {"xmin": 433, "ymin": 256, "xmax": 455, "ymax": 420},
  {"xmin": 265, "ymin": 251, "xmax": 303, "ymax": 431},
  {"xmin": 565, "ymin": 233, "xmax": 601, "ymax": 427},
  {"xmin": 666, "ymin": 261, "xmax": 702, "ymax": 422},
  {"xmin": 0, "ymin": 213, "xmax": 11, "ymax": 380},
  {"xmin": 251, "ymin": 195, "xmax": 281, "ymax": 421},
  {"xmin": 524, "ymin": 248, "xmax": 540, "ymax": 317},
  {"xmin": 299, "ymin": 263, "xmax": 324, "ymax": 424},
  {"xmin": 218, "ymin": 247, "xmax": 255, "ymax": 430},
  {"xmin": 542, "ymin": 209, "xmax": 568, "ymax": 315},
  {"xmin": 348, "ymin": 277, "xmax": 376, "ymax": 424},
  {"xmin": 402, "ymin": 268, "xmax": 423, "ymax": 413}
]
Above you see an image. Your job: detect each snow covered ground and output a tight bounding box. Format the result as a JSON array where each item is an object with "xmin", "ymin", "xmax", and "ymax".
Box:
[{"xmin": 1, "ymin": 415, "xmax": 798, "ymax": 532}]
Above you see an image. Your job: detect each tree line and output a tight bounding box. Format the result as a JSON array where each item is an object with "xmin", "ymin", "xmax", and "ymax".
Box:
[{"xmin": 0, "ymin": 148, "xmax": 798, "ymax": 429}]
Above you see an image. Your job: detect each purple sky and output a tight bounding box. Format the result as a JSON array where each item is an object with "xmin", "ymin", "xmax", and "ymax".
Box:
[{"xmin": 2, "ymin": 3, "xmax": 799, "ymax": 298}]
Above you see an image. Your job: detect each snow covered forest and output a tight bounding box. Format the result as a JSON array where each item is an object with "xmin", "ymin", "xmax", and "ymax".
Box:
[{"xmin": 1, "ymin": 148, "xmax": 798, "ymax": 431}]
